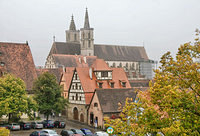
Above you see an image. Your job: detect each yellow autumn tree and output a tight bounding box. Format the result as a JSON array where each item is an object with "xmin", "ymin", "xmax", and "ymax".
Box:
[{"xmin": 105, "ymin": 30, "xmax": 200, "ymax": 136}]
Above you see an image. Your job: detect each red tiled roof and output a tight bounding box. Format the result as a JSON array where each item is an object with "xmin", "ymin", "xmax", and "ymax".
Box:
[
  {"xmin": 0, "ymin": 42, "xmax": 37, "ymax": 90},
  {"xmin": 52, "ymin": 54, "xmax": 97, "ymax": 67},
  {"xmin": 63, "ymin": 67, "xmax": 75, "ymax": 92},
  {"xmin": 91, "ymin": 59, "xmax": 111, "ymax": 71}
]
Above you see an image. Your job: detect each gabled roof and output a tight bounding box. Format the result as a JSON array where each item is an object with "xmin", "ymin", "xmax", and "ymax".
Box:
[
  {"xmin": 36, "ymin": 68, "xmax": 63, "ymax": 83},
  {"xmin": 63, "ymin": 67, "xmax": 75, "ymax": 92},
  {"xmin": 0, "ymin": 42, "xmax": 37, "ymax": 90},
  {"xmin": 52, "ymin": 54, "xmax": 97, "ymax": 67},
  {"xmin": 48, "ymin": 42, "xmax": 149, "ymax": 62},
  {"xmin": 95, "ymin": 88, "xmax": 137, "ymax": 113},
  {"xmin": 91, "ymin": 59, "xmax": 111, "ymax": 71}
]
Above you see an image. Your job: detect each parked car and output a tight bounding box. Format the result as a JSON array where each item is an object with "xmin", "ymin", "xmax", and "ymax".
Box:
[
  {"xmin": 0, "ymin": 122, "xmax": 9, "ymax": 129},
  {"xmin": 54, "ymin": 121, "xmax": 66, "ymax": 128},
  {"xmin": 19, "ymin": 122, "xmax": 31, "ymax": 130},
  {"xmin": 60, "ymin": 129, "xmax": 75, "ymax": 136},
  {"xmin": 31, "ymin": 121, "xmax": 43, "ymax": 129},
  {"xmin": 71, "ymin": 129, "xmax": 85, "ymax": 135},
  {"xmin": 9, "ymin": 123, "xmax": 20, "ymax": 131},
  {"xmin": 42, "ymin": 129, "xmax": 59, "ymax": 136},
  {"xmin": 94, "ymin": 131, "xmax": 109, "ymax": 136},
  {"xmin": 42, "ymin": 120, "xmax": 54, "ymax": 128},
  {"xmin": 80, "ymin": 128, "xmax": 93, "ymax": 135},
  {"xmin": 30, "ymin": 130, "xmax": 49, "ymax": 136}
]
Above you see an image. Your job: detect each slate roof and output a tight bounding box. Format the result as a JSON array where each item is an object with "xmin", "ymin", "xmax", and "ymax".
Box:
[
  {"xmin": 129, "ymin": 80, "xmax": 150, "ymax": 87},
  {"xmin": 49, "ymin": 42, "xmax": 80, "ymax": 55},
  {"xmin": 49, "ymin": 42, "xmax": 149, "ymax": 62},
  {"xmin": 36, "ymin": 68, "xmax": 63, "ymax": 83},
  {"xmin": 0, "ymin": 42, "xmax": 37, "ymax": 91},
  {"xmin": 95, "ymin": 88, "xmax": 137, "ymax": 113},
  {"xmin": 94, "ymin": 44, "xmax": 149, "ymax": 61},
  {"xmin": 52, "ymin": 54, "xmax": 97, "ymax": 67}
]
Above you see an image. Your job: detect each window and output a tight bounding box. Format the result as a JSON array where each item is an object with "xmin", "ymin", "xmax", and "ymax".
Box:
[
  {"xmin": 0, "ymin": 62, "xmax": 5, "ymax": 67},
  {"xmin": 111, "ymin": 83, "xmax": 114, "ymax": 88},
  {"xmin": 74, "ymin": 33, "xmax": 77, "ymax": 41},
  {"xmin": 94, "ymin": 103, "xmax": 98, "ymax": 107},
  {"xmin": 79, "ymin": 96, "xmax": 81, "ymax": 101},
  {"xmin": 119, "ymin": 63, "xmax": 122, "ymax": 67},
  {"xmin": 72, "ymin": 96, "xmax": 75, "ymax": 100},
  {"xmin": 122, "ymin": 82, "xmax": 126, "ymax": 87},
  {"xmin": 113, "ymin": 63, "xmax": 116, "ymax": 67},
  {"xmin": 102, "ymin": 71, "xmax": 108, "ymax": 77},
  {"xmin": 88, "ymin": 41, "xmax": 91, "ymax": 48},
  {"xmin": 79, "ymin": 85, "xmax": 82, "ymax": 90},
  {"xmin": 72, "ymin": 85, "xmax": 75, "ymax": 89},
  {"xmin": 75, "ymin": 74, "xmax": 78, "ymax": 80},
  {"xmin": 76, "ymin": 94, "xmax": 78, "ymax": 100},
  {"xmin": 75, "ymin": 83, "xmax": 78, "ymax": 89},
  {"xmin": 88, "ymin": 33, "xmax": 90, "ymax": 39},
  {"xmin": 99, "ymin": 83, "xmax": 103, "ymax": 88}
]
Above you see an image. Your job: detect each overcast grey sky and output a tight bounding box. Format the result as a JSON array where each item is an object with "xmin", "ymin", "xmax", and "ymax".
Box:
[{"xmin": 0, "ymin": 0, "xmax": 200, "ymax": 66}]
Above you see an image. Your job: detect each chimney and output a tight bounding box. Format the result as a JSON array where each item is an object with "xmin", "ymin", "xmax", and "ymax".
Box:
[
  {"xmin": 89, "ymin": 67, "xmax": 92, "ymax": 80},
  {"xmin": 79, "ymin": 57, "xmax": 81, "ymax": 63}
]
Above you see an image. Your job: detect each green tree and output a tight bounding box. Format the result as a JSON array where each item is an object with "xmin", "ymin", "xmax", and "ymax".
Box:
[
  {"xmin": 0, "ymin": 74, "xmax": 37, "ymax": 123},
  {"xmin": 33, "ymin": 72, "xmax": 68, "ymax": 121},
  {"xmin": 105, "ymin": 31, "xmax": 200, "ymax": 136}
]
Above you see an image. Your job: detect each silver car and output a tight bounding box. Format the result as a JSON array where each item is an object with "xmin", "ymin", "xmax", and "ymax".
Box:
[
  {"xmin": 9, "ymin": 123, "xmax": 20, "ymax": 131},
  {"xmin": 42, "ymin": 129, "xmax": 59, "ymax": 136},
  {"xmin": 31, "ymin": 121, "xmax": 43, "ymax": 129}
]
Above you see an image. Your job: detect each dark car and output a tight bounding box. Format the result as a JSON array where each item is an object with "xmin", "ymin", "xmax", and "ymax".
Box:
[
  {"xmin": 30, "ymin": 131, "xmax": 48, "ymax": 136},
  {"xmin": 71, "ymin": 129, "xmax": 85, "ymax": 135},
  {"xmin": 42, "ymin": 120, "xmax": 54, "ymax": 128},
  {"xmin": 54, "ymin": 121, "xmax": 66, "ymax": 128},
  {"xmin": 0, "ymin": 122, "xmax": 10, "ymax": 129},
  {"xmin": 60, "ymin": 129, "xmax": 75, "ymax": 136},
  {"xmin": 19, "ymin": 122, "xmax": 31, "ymax": 130},
  {"xmin": 80, "ymin": 128, "xmax": 93, "ymax": 135}
]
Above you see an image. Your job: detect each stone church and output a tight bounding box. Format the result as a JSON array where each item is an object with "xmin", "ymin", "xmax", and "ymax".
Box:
[{"xmin": 45, "ymin": 9, "xmax": 155, "ymax": 80}]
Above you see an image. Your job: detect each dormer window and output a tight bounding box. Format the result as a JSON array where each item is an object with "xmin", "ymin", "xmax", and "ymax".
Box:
[
  {"xmin": 122, "ymin": 82, "xmax": 126, "ymax": 87},
  {"xmin": 99, "ymin": 83, "xmax": 103, "ymax": 88},
  {"xmin": 120, "ymin": 80, "xmax": 126, "ymax": 87},
  {"xmin": 0, "ymin": 62, "xmax": 5, "ymax": 67},
  {"xmin": 101, "ymin": 71, "xmax": 108, "ymax": 77},
  {"xmin": 111, "ymin": 83, "xmax": 114, "ymax": 88}
]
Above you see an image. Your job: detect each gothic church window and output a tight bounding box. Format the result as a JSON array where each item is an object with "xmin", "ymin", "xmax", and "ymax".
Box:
[
  {"xmin": 74, "ymin": 33, "xmax": 77, "ymax": 41},
  {"xmin": 88, "ymin": 41, "xmax": 91, "ymax": 48}
]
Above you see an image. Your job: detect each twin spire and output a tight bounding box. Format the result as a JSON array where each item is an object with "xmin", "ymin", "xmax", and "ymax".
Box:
[{"xmin": 69, "ymin": 8, "xmax": 90, "ymax": 31}]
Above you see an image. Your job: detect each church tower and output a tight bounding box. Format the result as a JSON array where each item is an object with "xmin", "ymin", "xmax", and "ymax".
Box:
[
  {"xmin": 66, "ymin": 15, "xmax": 80, "ymax": 43},
  {"xmin": 80, "ymin": 8, "xmax": 94, "ymax": 56}
]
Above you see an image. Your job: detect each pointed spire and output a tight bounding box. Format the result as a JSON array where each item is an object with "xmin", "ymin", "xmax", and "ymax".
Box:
[
  {"xmin": 84, "ymin": 8, "xmax": 90, "ymax": 29},
  {"xmin": 69, "ymin": 14, "xmax": 76, "ymax": 31}
]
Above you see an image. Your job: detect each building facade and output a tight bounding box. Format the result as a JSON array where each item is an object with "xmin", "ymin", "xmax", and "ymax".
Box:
[{"xmin": 45, "ymin": 9, "xmax": 155, "ymax": 80}]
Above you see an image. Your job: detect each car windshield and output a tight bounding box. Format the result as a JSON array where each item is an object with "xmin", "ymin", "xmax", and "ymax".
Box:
[
  {"xmin": 37, "ymin": 122, "xmax": 43, "ymax": 124},
  {"xmin": 48, "ymin": 130, "xmax": 57, "ymax": 134},
  {"xmin": 76, "ymin": 130, "xmax": 84, "ymax": 134},
  {"xmin": 85, "ymin": 129, "xmax": 92, "ymax": 133},
  {"xmin": 68, "ymin": 130, "xmax": 74, "ymax": 134}
]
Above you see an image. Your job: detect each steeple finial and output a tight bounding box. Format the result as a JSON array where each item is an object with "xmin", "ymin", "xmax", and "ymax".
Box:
[
  {"xmin": 84, "ymin": 8, "xmax": 90, "ymax": 29},
  {"xmin": 69, "ymin": 14, "xmax": 76, "ymax": 30}
]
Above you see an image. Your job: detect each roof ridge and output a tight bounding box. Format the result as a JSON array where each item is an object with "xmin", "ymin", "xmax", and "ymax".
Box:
[{"xmin": 94, "ymin": 44, "xmax": 144, "ymax": 48}]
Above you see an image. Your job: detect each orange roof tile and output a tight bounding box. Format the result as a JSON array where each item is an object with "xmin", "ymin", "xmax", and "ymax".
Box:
[
  {"xmin": 63, "ymin": 67, "xmax": 75, "ymax": 91},
  {"xmin": 91, "ymin": 59, "xmax": 111, "ymax": 71}
]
